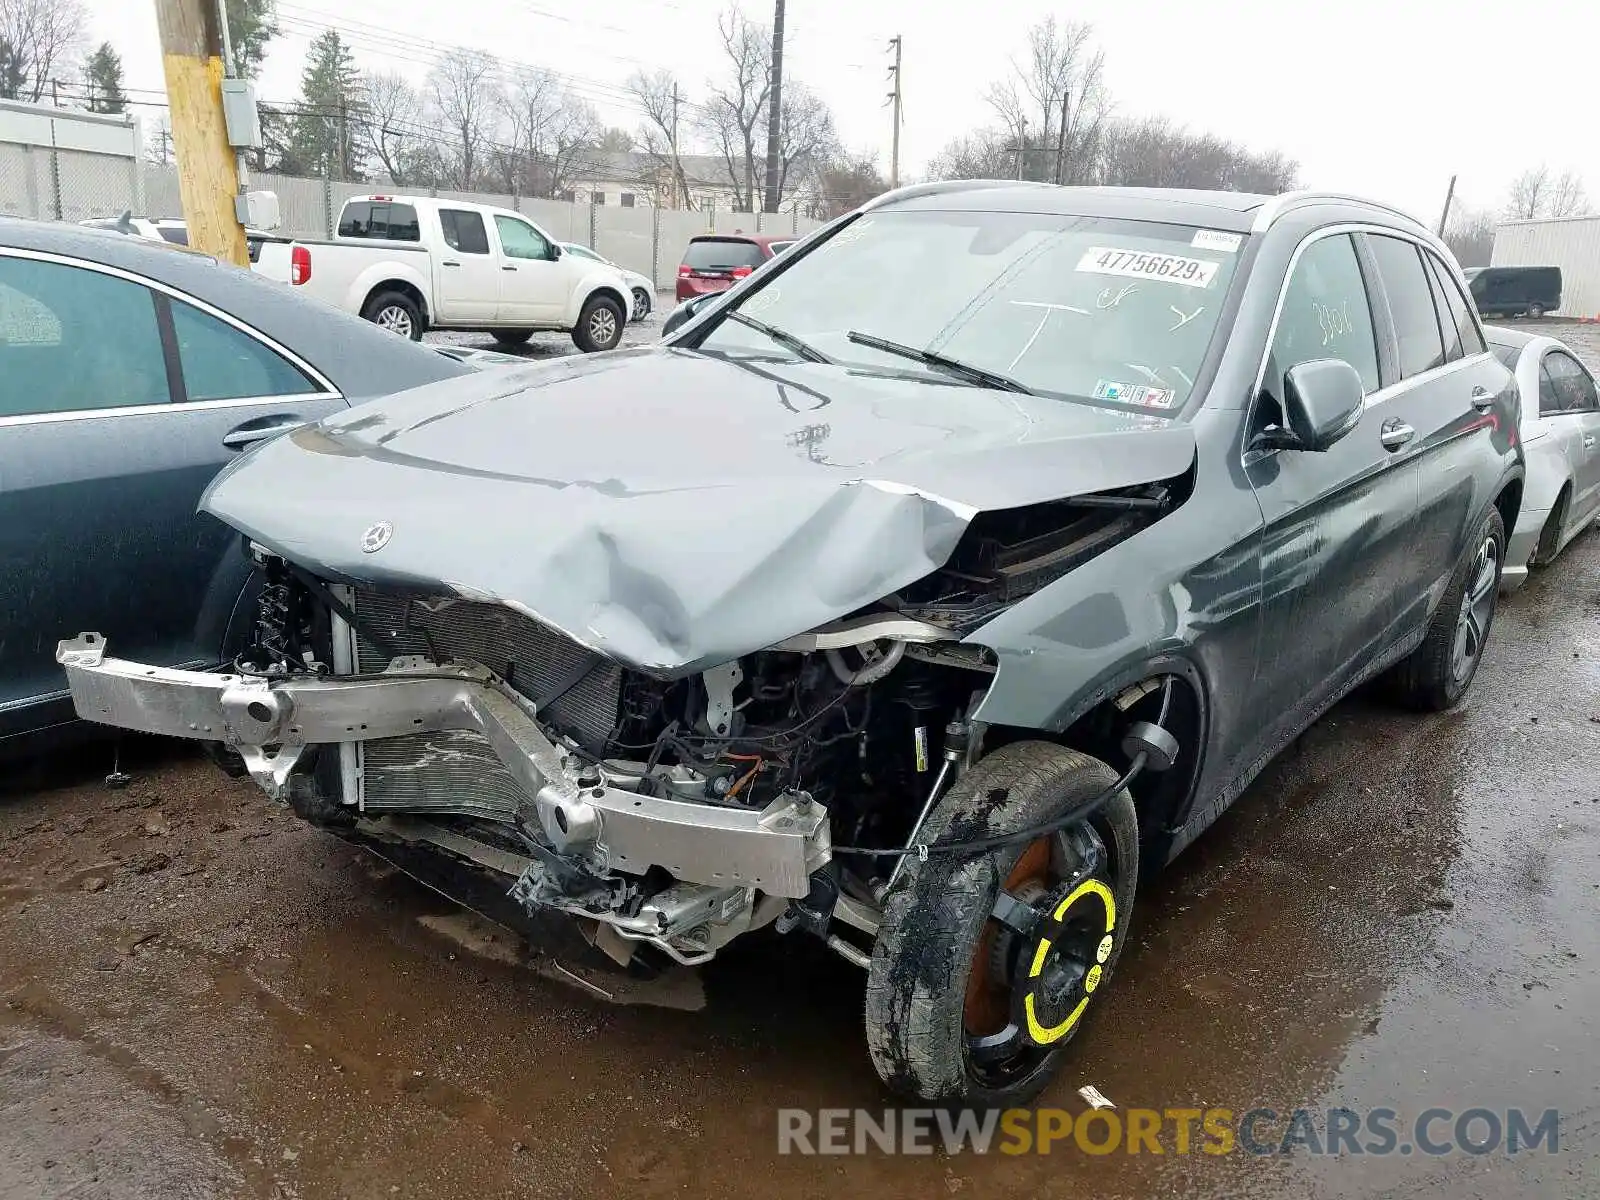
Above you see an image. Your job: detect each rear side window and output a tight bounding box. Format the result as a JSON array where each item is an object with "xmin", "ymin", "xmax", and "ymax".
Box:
[
  {"xmin": 339, "ymin": 202, "xmax": 421, "ymax": 242},
  {"xmin": 682, "ymin": 239, "xmax": 765, "ymax": 270},
  {"xmin": 170, "ymin": 300, "xmax": 319, "ymax": 402},
  {"xmin": 1424, "ymin": 252, "xmax": 1487, "ymax": 358},
  {"xmin": 439, "ymin": 209, "xmax": 490, "ymax": 254},
  {"xmin": 1490, "ymin": 343, "xmax": 1521, "ymax": 371},
  {"xmin": 0, "ymin": 256, "xmax": 170, "ymax": 417},
  {"xmin": 1367, "ymin": 235, "xmax": 1446, "ymax": 379},
  {"xmin": 157, "ymin": 226, "xmax": 189, "ymax": 246},
  {"xmin": 1269, "ymin": 233, "xmax": 1380, "ymax": 396},
  {"xmin": 1542, "ymin": 351, "xmax": 1599, "ymax": 415}
]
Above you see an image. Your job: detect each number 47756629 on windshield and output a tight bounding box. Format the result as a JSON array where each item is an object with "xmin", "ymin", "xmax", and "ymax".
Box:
[{"xmin": 1076, "ymin": 247, "xmax": 1219, "ymax": 288}]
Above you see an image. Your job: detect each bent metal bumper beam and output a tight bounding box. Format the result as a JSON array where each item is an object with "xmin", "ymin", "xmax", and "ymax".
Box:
[{"xmin": 55, "ymin": 634, "xmax": 830, "ymax": 898}]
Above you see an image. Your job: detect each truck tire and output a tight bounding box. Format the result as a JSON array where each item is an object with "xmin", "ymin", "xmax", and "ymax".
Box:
[
  {"xmin": 865, "ymin": 741, "xmax": 1139, "ymax": 1107},
  {"xmin": 492, "ymin": 329, "xmax": 534, "ymax": 346},
  {"xmin": 572, "ymin": 294, "xmax": 624, "ymax": 352},
  {"xmin": 362, "ymin": 290, "xmax": 423, "ymax": 341},
  {"xmin": 1389, "ymin": 506, "xmax": 1504, "ymax": 711}
]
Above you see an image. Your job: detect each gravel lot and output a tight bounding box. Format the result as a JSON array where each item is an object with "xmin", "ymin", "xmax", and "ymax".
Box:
[
  {"xmin": 423, "ymin": 292, "xmax": 671, "ymax": 358},
  {"xmin": 1, "ymin": 313, "xmax": 1597, "ymax": 1199}
]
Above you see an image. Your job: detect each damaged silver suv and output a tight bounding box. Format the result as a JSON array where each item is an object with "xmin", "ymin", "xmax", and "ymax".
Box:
[{"xmin": 57, "ymin": 183, "xmax": 1522, "ymax": 1106}]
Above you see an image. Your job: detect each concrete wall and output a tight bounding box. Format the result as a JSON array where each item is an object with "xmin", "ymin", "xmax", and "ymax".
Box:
[{"xmin": 1492, "ymin": 217, "xmax": 1600, "ymax": 319}]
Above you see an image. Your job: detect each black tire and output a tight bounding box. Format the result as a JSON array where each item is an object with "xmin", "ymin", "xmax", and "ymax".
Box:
[
  {"xmin": 492, "ymin": 329, "xmax": 534, "ymax": 346},
  {"xmin": 630, "ymin": 286, "xmax": 652, "ymax": 321},
  {"xmin": 360, "ymin": 290, "xmax": 423, "ymax": 341},
  {"xmin": 1528, "ymin": 302, "xmax": 1546, "ymax": 319},
  {"xmin": 864, "ymin": 742, "xmax": 1139, "ymax": 1107},
  {"xmin": 1390, "ymin": 506, "xmax": 1505, "ymax": 711},
  {"xmin": 572, "ymin": 294, "xmax": 624, "ymax": 352}
]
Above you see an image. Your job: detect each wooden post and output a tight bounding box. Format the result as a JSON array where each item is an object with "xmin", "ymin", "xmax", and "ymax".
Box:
[{"xmin": 154, "ymin": 0, "xmax": 248, "ymax": 265}]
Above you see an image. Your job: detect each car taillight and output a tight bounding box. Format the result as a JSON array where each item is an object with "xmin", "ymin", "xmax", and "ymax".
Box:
[
  {"xmin": 290, "ymin": 245, "xmax": 311, "ymax": 286},
  {"xmin": 677, "ymin": 263, "xmax": 692, "ymax": 277},
  {"xmin": 731, "ymin": 265, "xmax": 753, "ymax": 278}
]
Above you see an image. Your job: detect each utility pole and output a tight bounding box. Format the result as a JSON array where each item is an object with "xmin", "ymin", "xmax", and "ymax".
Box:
[
  {"xmin": 1437, "ymin": 173, "xmax": 1457, "ymax": 236},
  {"xmin": 763, "ymin": 0, "xmax": 786, "ymax": 213},
  {"xmin": 886, "ymin": 35, "xmax": 902, "ymax": 190},
  {"xmin": 670, "ymin": 83, "xmax": 685, "ymax": 210},
  {"xmin": 1015, "ymin": 116, "xmax": 1028, "ymax": 180},
  {"xmin": 154, "ymin": 0, "xmax": 248, "ymax": 264}
]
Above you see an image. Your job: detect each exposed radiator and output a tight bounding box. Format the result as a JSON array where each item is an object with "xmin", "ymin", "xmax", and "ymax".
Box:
[{"xmin": 350, "ymin": 589, "xmax": 622, "ymax": 821}]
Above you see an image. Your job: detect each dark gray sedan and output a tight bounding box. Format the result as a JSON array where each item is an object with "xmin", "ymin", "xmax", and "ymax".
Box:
[{"xmin": 0, "ymin": 219, "xmax": 476, "ymax": 752}]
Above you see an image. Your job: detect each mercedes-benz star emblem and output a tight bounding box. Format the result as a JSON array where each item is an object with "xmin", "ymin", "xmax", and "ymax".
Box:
[{"xmin": 360, "ymin": 521, "xmax": 394, "ymax": 553}]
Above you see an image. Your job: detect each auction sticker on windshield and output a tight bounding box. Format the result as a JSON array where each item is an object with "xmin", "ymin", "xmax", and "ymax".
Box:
[{"xmin": 1076, "ymin": 247, "xmax": 1219, "ymax": 288}]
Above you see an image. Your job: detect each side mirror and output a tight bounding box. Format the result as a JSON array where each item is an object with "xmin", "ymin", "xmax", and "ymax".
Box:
[
  {"xmin": 1253, "ymin": 358, "xmax": 1364, "ymax": 453},
  {"xmin": 662, "ymin": 294, "xmax": 715, "ymax": 337},
  {"xmin": 547, "ymin": 242, "xmax": 562, "ymax": 260}
]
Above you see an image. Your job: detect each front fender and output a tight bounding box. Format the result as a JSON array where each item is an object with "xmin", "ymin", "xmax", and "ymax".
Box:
[{"xmin": 567, "ymin": 270, "xmax": 633, "ymax": 324}]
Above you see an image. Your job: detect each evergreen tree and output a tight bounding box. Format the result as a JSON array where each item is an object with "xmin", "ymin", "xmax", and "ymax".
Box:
[
  {"xmin": 0, "ymin": 38, "xmax": 23, "ymax": 101},
  {"xmin": 283, "ymin": 30, "xmax": 365, "ymax": 179},
  {"xmin": 225, "ymin": 0, "xmax": 279, "ymax": 79},
  {"xmin": 83, "ymin": 42, "xmax": 127, "ymax": 113}
]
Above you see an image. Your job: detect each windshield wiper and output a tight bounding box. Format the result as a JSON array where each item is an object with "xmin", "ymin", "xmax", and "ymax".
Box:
[
  {"xmin": 846, "ymin": 330, "xmax": 1034, "ymax": 394},
  {"xmin": 724, "ymin": 310, "xmax": 831, "ymax": 364}
]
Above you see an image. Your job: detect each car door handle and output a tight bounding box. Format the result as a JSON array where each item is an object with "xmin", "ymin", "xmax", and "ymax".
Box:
[
  {"xmin": 1379, "ymin": 419, "xmax": 1415, "ymax": 451},
  {"xmin": 501, "ymin": 264, "xmax": 518, "ymax": 271},
  {"xmin": 222, "ymin": 417, "xmax": 306, "ymax": 450},
  {"xmin": 1470, "ymin": 385, "xmax": 1494, "ymax": 411},
  {"xmin": 441, "ymin": 260, "xmax": 461, "ymax": 268}
]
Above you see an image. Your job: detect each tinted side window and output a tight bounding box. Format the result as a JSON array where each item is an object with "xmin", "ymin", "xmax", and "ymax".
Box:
[
  {"xmin": 0, "ymin": 256, "xmax": 170, "ymax": 418},
  {"xmin": 1269, "ymin": 233, "xmax": 1380, "ymax": 396},
  {"xmin": 440, "ymin": 209, "xmax": 489, "ymax": 254},
  {"xmin": 157, "ymin": 227, "xmax": 189, "ymax": 246},
  {"xmin": 1422, "ymin": 255, "xmax": 1462, "ymax": 363},
  {"xmin": 1538, "ymin": 361, "xmax": 1566, "ymax": 416},
  {"xmin": 1367, "ymin": 236, "xmax": 1446, "ymax": 379},
  {"xmin": 1425, "ymin": 252, "xmax": 1487, "ymax": 358},
  {"xmin": 1545, "ymin": 351, "xmax": 1598, "ymax": 414},
  {"xmin": 170, "ymin": 300, "xmax": 319, "ymax": 402}
]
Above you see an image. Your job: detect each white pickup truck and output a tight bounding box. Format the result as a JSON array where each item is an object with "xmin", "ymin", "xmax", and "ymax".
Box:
[{"xmin": 253, "ymin": 195, "xmax": 634, "ymax": 352}]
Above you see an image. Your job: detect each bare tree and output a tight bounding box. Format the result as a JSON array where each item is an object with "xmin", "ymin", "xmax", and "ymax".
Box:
[
  {"xmin": 1506, "ymin": 167, "xmax": 1551, "ymax": 220},
  {"xmin": 427, "ymin": 49, "xmax": 500, "ymax": 190},
  {"xmin": 363, "ymin": 71, "xmax": 423, "ymax": 186},
  {"xmin": 628, "ymin": 67, "xmax": 693, "ymax": 207},
  {"xmin": 1507, "ymin": 166, "xmax": 1591, "ymax": 220},
  {"xmin": 1443, "ymin": 207, "xmax": 1497, "ymax": 269},
  {"xmin": 700, "ymin": 7, "xmax": 773, "ymax": 211},
  {"xmin": 542, "ymin": 94, "xmax": 602, "ymax": 200},
  {"xmin": 775, "ymin": 80, "xmax": 837, "ymax": 207},
  {"xmin": 1549, "ymin": 170, "xmax": 1590, "ymax": 218},
  {"xmin": 985, "ymin": 17, "xmax": 1108, "ymax": 185},
  {"xmin": 928, "ymin": 127, "xmax": 1015, "ymax": 181},
  {"xmin": 0, "ymin": 0, "xmax": 86, "ymax": 103},
  {"xmin": 1097, "ymin": 116, "xmax": 1297, "ymax": 192}
]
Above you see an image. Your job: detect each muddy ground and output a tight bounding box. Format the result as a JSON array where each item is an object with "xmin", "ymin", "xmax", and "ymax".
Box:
[{"xmin": 2, "ymin": 318, "xmax": 1598, "ymax": 1198}]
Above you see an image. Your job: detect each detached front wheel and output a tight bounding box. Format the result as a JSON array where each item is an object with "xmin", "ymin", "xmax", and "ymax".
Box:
[{"xmin": 865, "ymin": 742, "xmax": 1139, "ymax": 1106}]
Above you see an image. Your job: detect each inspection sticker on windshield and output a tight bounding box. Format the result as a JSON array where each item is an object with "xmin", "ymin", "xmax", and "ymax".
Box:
[
  {"xmin": 1191, "ymin": 229, "xmax": 1243, "ymax": 253},
  {"xmin": 1094, "ymin": 380, "xmax": 1175, "ymax": 407},
  {"xmin": 1076, "ymin": 247, "xmax": 1219, "ymax": 288}
]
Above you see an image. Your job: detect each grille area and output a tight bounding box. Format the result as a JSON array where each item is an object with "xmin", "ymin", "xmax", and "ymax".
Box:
[{"xmin": 351, "ymin": 589, "xmax": 622, "ymax": 820}]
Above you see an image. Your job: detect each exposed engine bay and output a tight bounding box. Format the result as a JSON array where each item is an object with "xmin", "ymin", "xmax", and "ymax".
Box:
[{"xmin": 201, "ymin": 478, "xmax": 1183, "ymax": 969}]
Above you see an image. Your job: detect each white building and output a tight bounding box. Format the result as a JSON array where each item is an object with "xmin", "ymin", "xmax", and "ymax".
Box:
[{"xmin": 1492, "ymin": 215, "xmax": 1600, "ymax": 320}]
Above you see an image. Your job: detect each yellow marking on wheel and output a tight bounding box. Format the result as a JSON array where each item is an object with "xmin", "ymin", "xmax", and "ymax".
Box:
[
  {"xmin": 1049, "ymin": 877, "xmax": 1116, "ymax": 932},
  {"xmin": 1085, "ymin": 964, "xmax": 1103, "ymax": 993},
  {"xmin": 1096, "ymin": 934, "xmax": 1114, "ymax": 963},
  {"xmin": 1029, "ymin": 937, "xmax": 1053, "ymax": 978},
  {"xmin": 1026, "ymin": 992, "xmax": 1091, "ymax": 1043}
]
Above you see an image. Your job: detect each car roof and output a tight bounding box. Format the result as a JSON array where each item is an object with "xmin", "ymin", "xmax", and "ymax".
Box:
[
  {"xmin": 0, "ymin": 217, "xmax": 467, "ymax": 401},
  {"xmin": 879, "ymin": 184, "xmax": 1271, "ymax": 232}
]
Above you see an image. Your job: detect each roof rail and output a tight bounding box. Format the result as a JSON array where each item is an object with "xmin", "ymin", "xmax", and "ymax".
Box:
[
  {"xmin": 1250, "ymin": 190, "xmax": 1426, "ymax": 234},
  {"xmin": 862, "ymin": 178, "xmax": 1053, "ymax": 212}
]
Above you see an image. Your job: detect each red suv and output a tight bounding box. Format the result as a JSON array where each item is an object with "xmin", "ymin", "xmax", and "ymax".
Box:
[{"xmin": 675, "ymin": 234, "xmax": 795, "ymax": 302}]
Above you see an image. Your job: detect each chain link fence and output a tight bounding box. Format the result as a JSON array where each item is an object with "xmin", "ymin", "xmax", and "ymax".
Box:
[{"xmin": 0, "ymin": 137, "xmax": 822, "ymax": 292}]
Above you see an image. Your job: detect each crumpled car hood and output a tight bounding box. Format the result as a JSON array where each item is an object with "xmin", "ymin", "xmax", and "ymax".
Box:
[{"xmin": 203, "ymin": 347, "xmax": 1195, "ymax": 673}]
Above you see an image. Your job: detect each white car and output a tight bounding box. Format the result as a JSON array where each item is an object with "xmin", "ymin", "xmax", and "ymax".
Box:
[
  {"xmin": 1488, "ymin": 326, "xmax": 1600, "ymax": 588},
  {"xmin": 560, "ymin": 242, "xmax": 655, "ymax": 321},
  {"xmin": 253, "ymin": 196, "xmax": 632, "ymax": 352}
]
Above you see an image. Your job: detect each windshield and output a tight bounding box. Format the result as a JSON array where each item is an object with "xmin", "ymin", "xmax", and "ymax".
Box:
[{"xmin": 698, "ymin": 210, "xmax": 1243, "ymax": 412}]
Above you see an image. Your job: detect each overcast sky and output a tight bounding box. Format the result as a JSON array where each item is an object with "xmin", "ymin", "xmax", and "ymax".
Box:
[{"xmin": 82, "ymin": 0, "xmax": 1597, "ymax": 222}]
